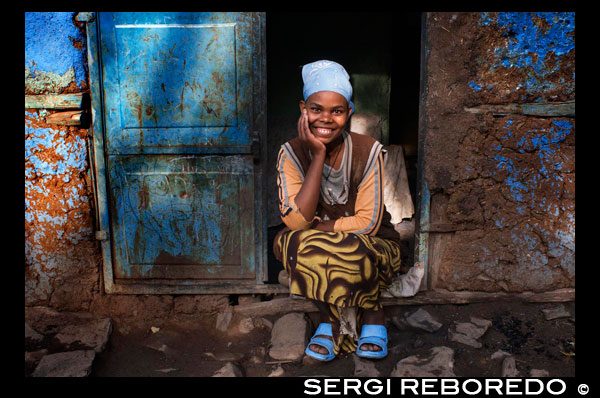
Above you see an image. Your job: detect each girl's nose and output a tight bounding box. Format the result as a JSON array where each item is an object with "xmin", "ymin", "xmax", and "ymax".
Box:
[{"xmin": 319, "ymin": 111, "xmax": 333, "ymax": 122}]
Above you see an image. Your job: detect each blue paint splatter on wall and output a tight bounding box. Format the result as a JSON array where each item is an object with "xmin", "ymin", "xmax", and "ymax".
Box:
[
  {"xmin": 25, "ymin": 111, "xmax": 90, "ymax": 240},
  {"xmin": 25, "ymin": 112, "xmax": 87, "ymax": 179},
  {"xmin": 25, "ymin": 13, "xmax": 95, "ymax": 306},
  {"xmin": 473, "ymin": 12, "xmax": 575, "ymax": 95},
  {"xmin": 496, "ymin": 13, "xmax": 574, "ymax": 71},
  {"xmin": 490, "ymin": 118, "xmax": 572, "ymax": 210},
  {"xmin": 469, "ymin": 80, "xmax": 482, "ymax": 91},
  {"xmin": 25, "ymin": 12, "xmax": 87, "ymax": 90},
  {"xmin": 25, "ymin": 110, "xmax": 94, "ymax": 304}
]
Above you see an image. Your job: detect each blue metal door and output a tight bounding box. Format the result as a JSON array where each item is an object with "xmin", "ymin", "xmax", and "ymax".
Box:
[{"xmin": 94, "ymin": 12, "xmax": 267, "ymax": 292}]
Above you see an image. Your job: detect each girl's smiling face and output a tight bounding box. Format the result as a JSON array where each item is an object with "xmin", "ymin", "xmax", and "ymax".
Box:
[{"xmin": 300, "ymin": 91, "xmax": 352, "ymax": 147}]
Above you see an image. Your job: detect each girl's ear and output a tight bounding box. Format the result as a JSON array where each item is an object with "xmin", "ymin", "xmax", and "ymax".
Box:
[{"xmin": 299, "ymin": 100, "xmax": 306, "ymax": 113}]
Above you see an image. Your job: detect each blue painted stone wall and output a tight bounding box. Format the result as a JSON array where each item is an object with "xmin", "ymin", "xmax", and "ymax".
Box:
[
  {"xmin": 423, "ymin": 12, "xmax": 575, "ymax": 292},
  {"xmin": 25, "ymin": 12, "xmax": 88, "ymax": 94},
  {"xmin": 25, "ymin": 12, "xmax": 99, "ymax": 310}
]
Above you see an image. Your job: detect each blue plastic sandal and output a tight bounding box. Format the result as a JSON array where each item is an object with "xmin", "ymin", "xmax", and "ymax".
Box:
[
  {"xmin": 305, "ymin": 323, "xmax": 336, "ymax": 361},
  {"xmin": 356, "ymin": 324, "xmax": 388, "ymax": 359}
]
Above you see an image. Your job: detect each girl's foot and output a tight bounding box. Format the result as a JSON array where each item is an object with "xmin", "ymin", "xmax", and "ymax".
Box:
[
  {"xmin": 309, "ymin": 323, "xmax": 338, "ymax": 355},
  {"xmin": 310, "ymin": 309, "xmax": 386, "ymax": 353},
  {"xmin": 359, "ymin": 309, "xmax": 385, "ymax": 352},
  {"xmin": 309, "ymin": 308, "xmax": 339, "ymax": 356}
]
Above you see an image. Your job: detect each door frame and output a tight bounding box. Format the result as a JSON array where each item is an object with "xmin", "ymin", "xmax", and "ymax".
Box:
[
  {"xmin": 84, "ymin": 12, "xmax": 285, "ymax": 294},
  {"xmin": 415, "ymin": 12, "xmax": 430, "ymax": 291}
]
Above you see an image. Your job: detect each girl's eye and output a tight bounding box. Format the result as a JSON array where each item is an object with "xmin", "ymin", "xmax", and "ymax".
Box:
[{"xmin": 309, "ymin": 108, "xmax": 345, "ymax": 114}]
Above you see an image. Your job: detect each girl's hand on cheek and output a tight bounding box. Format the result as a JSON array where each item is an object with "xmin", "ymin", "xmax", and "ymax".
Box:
[{"xmin": 298, "ymin": 110, "xmax": 326, "ymax": 157}]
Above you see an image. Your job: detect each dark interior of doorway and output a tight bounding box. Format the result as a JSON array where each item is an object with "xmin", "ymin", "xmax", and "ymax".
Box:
[{"xmin": 265, "ymin": 12, "xmax": 422, "ymax": 283}]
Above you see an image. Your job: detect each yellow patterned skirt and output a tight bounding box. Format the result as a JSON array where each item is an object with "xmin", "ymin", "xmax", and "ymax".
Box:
[{"xmin": 274, "ymin": 228, "xmax": 402, "ymax": 355}]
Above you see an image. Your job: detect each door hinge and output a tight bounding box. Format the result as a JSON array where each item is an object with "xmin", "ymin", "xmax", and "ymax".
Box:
[{"xmin": 95, "ymin": 230, "xmax": 109, "ymax": 241}]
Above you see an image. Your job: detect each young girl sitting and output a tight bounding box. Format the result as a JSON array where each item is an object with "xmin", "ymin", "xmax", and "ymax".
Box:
[{"xmin": 273, "ymin": 60, "xmax": 402, "ymax": 361}]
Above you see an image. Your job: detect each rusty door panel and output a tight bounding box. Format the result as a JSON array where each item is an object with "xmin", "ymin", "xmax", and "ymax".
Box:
[
  {"xmin": 109, "ymin": 155, "xmax": 256, "ymax": 280},
  {"xmin": 99, "ymin": 12, "xmax": 254, "ymax": 155},
  {"xmin": 95, "ymin": 12, "xmax": 265, "ymax": 291}
]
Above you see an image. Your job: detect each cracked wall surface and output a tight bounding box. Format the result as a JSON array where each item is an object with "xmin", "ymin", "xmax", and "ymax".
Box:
[
  {"xmin": 25, "ymin": 109, "xmax": 100, "ymax": 309},
  {"xmin": 25, "ymin": 12, "xmax": 99, "ymax": 310},
  {"xmin": 423, "ymin": 12, "xmax": 574, "ymax": 292}
]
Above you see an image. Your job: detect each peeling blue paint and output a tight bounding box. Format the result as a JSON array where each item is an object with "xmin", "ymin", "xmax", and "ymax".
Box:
[
  {"xmin": 473, "ymin": 12, "xmax": 575, "ymax": 95},
  {"xmin": 490, "ymin": 118, "xmax": 572, "ymax": 209},
  {"xmin": 493, "ymin": 12, "xmax": 574, "ymax": 71},
  {"xmin": 25, "ymin": 108, "xmax": 92, "ymax": 277},
  {"xmin": 25, "ymin": 112, "xmax": 88, "ymax": 180},
  {"xmin": 469, "ymin": 80, "xmax": 482, "ymax": 91},
  {"xmin": 25, "ymin": 12, "xmax": 87, "ymax": 90},
  {"xmin": 36, "ymin": 211, "xmax": 67, "ymax": 226}
]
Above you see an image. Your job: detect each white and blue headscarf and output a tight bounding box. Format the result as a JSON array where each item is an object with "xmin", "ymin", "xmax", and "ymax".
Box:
[{"xmin": 302, "ymin": 60, "xmax": 354, "ymax": 115}]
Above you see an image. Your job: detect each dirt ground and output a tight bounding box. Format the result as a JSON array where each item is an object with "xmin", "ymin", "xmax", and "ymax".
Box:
[{"xmin": 87, "ymin": 299, "xmax": 575, "ymax": 378}]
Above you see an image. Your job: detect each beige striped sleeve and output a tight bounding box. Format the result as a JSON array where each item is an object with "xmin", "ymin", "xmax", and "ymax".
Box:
[
  {"xmin": 332, "ymin": 151, "xmax": 384, "ymax": 236},
  {"xmin": 276, "ymin": 147, "xmax": 314, "ymax": 230}
]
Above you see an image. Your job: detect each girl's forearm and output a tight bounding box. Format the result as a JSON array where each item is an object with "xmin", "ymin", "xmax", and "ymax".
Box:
[{"xmin": 294, "ymin": 151, "xmax": 326, "ymax": 222}]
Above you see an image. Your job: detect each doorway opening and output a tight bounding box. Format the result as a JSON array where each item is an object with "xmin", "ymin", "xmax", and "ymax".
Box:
[{"xmin": 265, "ymin": 12, "xmax": 422, "ymax": 283}]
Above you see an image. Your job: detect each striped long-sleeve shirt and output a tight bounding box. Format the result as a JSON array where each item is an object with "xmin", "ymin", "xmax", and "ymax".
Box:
[{"xmin": 276, "ymin": 140, "xmax": 385, "ymax": 236}]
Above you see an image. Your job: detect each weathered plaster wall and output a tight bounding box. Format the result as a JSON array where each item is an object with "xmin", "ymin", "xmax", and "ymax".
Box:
[
  {"xmin": 25, "ymin": 110, "xmax": 99, "ymax": 310},
  {"xmin": 25, "ymin": 12, "xmax": 88, "ymax": 94},
  {"xmin": 422, "ymin": 12, "xmax": 575, "ymax": 292},
  {"xmin": 25, "ymin": 12, "xmax": 99, "ymax": 310}
]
